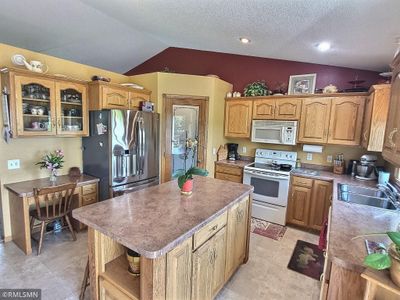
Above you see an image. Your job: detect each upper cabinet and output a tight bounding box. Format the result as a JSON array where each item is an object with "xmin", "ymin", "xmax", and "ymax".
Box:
[
  {"xmin": 253, "ymin": 98, "xmax": 301, "ymax": 120},
  {"xmin": 298, "ymin": 98, "xmax": 331, "ymax": 144},
  {"xmin": 1, "ymin": 68, "xmax": 89, "ymax": 137},
  {"xmin": 88, "ymin": 81, "xmax": 151, "ymax": 111},
  {"xmin": 327, "ymin": 96, "xmax": 365, "ymax": 146},
  {"xmin": 224, "ymin": 99, "xmax": 253, "ymax": 138},
  {"xmin": 362, "ymin": 84, "xmax": 391, "ymax": 152},
  {"xmin": 383, "ymin": 54, "xmax": 400, "ymax": 166}
]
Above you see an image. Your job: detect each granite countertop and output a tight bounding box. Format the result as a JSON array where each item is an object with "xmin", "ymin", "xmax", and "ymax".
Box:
[
  {"xmin": 215, "ymin": 159, "xmax": 252, "ymax": 168},
  {"xmin": 291, "ymin": 168, "xmax": 400, "ymax": 273},
  {"xmin": 5, "ymin": 174, "xmax": 99, "ymax": 197},
  {"xmin": 73, "ymin": 176, "xmax": 253, "ymax": 259}
]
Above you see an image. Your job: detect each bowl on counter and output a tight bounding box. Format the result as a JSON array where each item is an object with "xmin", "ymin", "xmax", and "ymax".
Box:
[{"xmin": 64, "ymin": 125, "xmax": 81, "ymax": 131}]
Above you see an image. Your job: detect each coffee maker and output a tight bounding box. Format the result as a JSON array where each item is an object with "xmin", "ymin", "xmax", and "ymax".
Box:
[
  {"xmin": 227, "ymin": 143, "xmax": 240, "ymax": 161},
  {"xmin": 355, "ymin": 154, "xmax": 378, "ymax": 181}
]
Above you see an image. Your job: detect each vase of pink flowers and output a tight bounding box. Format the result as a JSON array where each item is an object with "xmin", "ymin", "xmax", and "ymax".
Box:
[{"xmin": 36, "ymin": 149, "xmax": 65, "ymax": 182}]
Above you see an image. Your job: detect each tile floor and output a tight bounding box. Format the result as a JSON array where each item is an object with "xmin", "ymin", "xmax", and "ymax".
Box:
[{"xmin": 0, "ymin": 227, "xmax": 320, "ymax": 300}]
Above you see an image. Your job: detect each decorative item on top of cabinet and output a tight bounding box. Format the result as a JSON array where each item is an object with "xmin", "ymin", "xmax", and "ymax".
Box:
[
  {"xmin": 327, "ymin": 96, "xmax": 365, "ymax": 146},
  {"xmin": 224, "ymin": 98, "xmax": 252, "ymax": 138},
  {"xmin": 88, "ymin": 81, "xmax": 151, "ymax": 111},
  {"xmin": 217, "ymin": 145, "xmax": 228, "ymax": 161},
  {"xmin": 287, "ymin": 176, "xmax": 332, "ymax": 231},
  {"xmin": 1, "ymin": 67, "xmax": 89, "ymax": 137},
  {"xmin": 253, "ymin": 97, "xmax": 302, "ymax": 120},
  {"xmin": 362, "ymin": 84, "xmax": 391, "ymax": 152},
  {"xmin": 383, "ymin": 53, "xmax": 400, "ymax": 166},
  {"xmin": 243, "ymin": 80, "xmax": 270, "ymax": 97}
]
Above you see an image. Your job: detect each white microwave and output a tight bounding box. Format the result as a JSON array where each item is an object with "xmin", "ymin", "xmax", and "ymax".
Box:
[{"xmin": 251, "ymin": 120, "xmax": 297, "ymax": 145}]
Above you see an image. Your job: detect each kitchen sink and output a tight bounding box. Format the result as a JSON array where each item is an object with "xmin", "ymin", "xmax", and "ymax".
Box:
[{"xmin": 338, "ymin": 184, "xmax": 397, "ymax": 210}]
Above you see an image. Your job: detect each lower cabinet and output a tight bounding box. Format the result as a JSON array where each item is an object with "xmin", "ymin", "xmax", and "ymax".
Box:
[
  {"xmin": 100, "ymin": 278, "xmax": 132, "ymax": 300},
  {"xmin": 214, "ymin": 162, "xmax": 243, "ymax": 183},
  {"xmin": 287, "ymin": 176, "xmax": 332, "ymax": 231}
]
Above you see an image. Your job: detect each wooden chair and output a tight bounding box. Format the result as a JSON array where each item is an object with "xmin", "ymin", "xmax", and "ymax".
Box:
[{"xmin": 30, "ymin": 182, "xmax": 77, "ymax": 255}]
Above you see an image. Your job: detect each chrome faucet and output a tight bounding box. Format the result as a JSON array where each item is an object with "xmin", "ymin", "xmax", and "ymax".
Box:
[{"xmin": 377, "ymin": 183, "xmax": 400, "ymax": 209}]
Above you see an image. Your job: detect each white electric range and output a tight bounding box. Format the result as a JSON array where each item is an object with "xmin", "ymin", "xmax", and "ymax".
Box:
[{"xmin": 243, "ymin": 149, "xmax": 297, "ymax": 225}]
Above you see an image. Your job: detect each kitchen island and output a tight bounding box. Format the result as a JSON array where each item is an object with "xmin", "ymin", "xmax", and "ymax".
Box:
[{"xmin": 73, "ymin": 176, "xmax": 253, "ymax": 300}]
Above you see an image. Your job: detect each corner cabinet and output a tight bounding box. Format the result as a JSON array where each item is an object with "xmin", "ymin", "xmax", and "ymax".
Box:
[
  {"xmin": 88, "ymin": 81, "xmax": 151, "ymax": 111},
  {"xmin": 383, "ymin": 54, "xmax": 400, "ymax": 166},
  {"xmin": 1, "ymin": 68, "xmax": 89, "ymax": 137},
  {"xmin": 224, "ymin": 99, "xmax": 253, "ymax": 138}
]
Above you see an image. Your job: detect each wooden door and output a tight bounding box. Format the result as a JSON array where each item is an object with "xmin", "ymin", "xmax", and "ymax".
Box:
[
  {"xmin": 166, "ymin": 238, "xmax": 192, "ymax": 300},
  {"xmin": 225, "ymin": 196, "xmax": 249, "ymax": 281},
  {"xmin": 224, "ymin": 99, "xmax": 253, "ymax": 137},
  {"xmin": 55, "ymin": 81, "xmax": 88, "ymax": 136},
  {"xmin": 252, "ymin": 99, "xmax": 275, "ymax": 119},
  {"xmin": 361, "ymin": 94, "xmax": 374, "ymax": 149},
  {"xmin": 14, "ymin": 75, "xmax": 57, "ymax": 136},
  {"xmin": 212, "ymin": 227, "xmax": 227, "ymax": 297},
  {"xmin": 327, "ymin": 96, "xmax": 365, "ymax": 146},
  {"xmin": 383, "ymin": 69, "xmax": 400, "ymax": 165},
  {"xmin": 102, "ymin": 86, "xmax": 129, "ymax": 109},
  {"xmin": 192, "ymin": 238, "xmax": 214, "ymax": 300},
  {"xmin": 129, "ymin": 91, "xmax": 150, "ymax": 109},
  {"xmin": 275, "ymin": 98, "xmax": 302, "ymax": 120},
  {"xmin": 286, "ymin": 185, "xmax": 312, "ymax": 227},
  {"xmin": 99, "ymin": 278, "xmax": 131, "ymax": 300},
  {"xmin": 298, "ymin": 98, "xmax": 331, "ymax": 144},
  {"xmin": 308, "ymin": 180, "xmax": 332, "ymax": 231},
  {"xmin": 163, "ymin": 95, "xmax": 209, "ymax": 182}
]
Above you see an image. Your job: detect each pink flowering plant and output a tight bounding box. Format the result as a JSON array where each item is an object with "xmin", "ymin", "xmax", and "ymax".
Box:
[{"xmin": 36, "ymin": 149, "xmax": 65, "ymax": 171}]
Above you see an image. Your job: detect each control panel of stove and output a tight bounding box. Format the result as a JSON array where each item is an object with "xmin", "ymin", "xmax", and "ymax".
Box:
[{"xmin": 255, "ymin": 149, "xmax": 297, "ymax": 161}]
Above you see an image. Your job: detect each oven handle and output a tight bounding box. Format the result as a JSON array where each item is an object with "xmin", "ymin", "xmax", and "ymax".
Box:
[{"xmin": 244, "ymin": 170, "xmax": 290, "ymax": 181}]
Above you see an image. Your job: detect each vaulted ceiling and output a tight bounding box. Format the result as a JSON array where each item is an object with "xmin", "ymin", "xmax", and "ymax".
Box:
[{"xmin": 1, "ymin": 0, "xmax": 399, "ymax": 73}]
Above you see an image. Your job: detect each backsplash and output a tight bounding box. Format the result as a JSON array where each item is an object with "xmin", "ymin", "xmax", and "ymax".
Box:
[{"xmin": 225, "ymin": 139, "xmax": 385, "ymax": 167}]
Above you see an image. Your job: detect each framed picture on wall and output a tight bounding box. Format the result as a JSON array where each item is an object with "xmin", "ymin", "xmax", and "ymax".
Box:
[{"xmin": 288, "ymin": 73, "xmax": 317, "ymax": 95}]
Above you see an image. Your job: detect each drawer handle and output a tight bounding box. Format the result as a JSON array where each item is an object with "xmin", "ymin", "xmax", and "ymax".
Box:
[{"xmin": 209, "ymin": 224, "xmax": 218, "ymax": 232}]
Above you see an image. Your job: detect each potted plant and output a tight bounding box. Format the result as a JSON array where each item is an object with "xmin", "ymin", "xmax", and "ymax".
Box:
[
  {"xmin": 243, "ymin": 80, "xmax": 270, "ymax": 97},
  {"xmin": 36, "ymin": 149, "xmax": 64, "ymax": 182},
  {"xmin": 173, "ymin": 166, "xmax": 209, "ymax": 195},
  {"xmin": 362, "ymin": 231, "xmax": 400, "ymax": 286}
]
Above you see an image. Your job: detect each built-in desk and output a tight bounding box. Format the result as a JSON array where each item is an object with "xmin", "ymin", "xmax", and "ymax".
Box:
[{"xmin": 5, "ymin": 174, "xmax": 99, "ymax": 255}]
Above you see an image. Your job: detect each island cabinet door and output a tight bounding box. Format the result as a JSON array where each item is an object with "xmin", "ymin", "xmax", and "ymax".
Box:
[
  {"xmin": 191, "ymin": 239, "xmax": 214, "ymax": 300},
  {"xmin": 225, "ymin": 196, "xmax": 249, "ymax": 281},
  {"xmin": 212, "ymin": 227, "xmax": 227, "ymax": 297},
  {"xmin": 166, "ymin": 238, "xmax": 192, "ymax": 300}
]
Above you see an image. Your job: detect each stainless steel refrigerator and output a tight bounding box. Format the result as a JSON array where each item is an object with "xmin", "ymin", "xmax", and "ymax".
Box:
[{"xmin": 83, "ymin": 110, "xmax": 159, "ymax": 200}]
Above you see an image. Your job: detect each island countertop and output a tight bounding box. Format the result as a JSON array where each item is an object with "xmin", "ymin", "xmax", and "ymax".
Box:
[{"xmin": 73, "ymin": 176, "xmax": 253, "ymax": 259}]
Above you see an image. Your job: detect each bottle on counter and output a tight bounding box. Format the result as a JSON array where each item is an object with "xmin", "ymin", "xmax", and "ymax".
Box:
[{"xmin": 296, "ymin": 159, "xmax": 301, "ymax": 169}]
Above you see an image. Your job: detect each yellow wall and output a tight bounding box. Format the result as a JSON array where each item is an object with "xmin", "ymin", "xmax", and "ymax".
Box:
[
  {"xmin": 0, "ymin": 43, "xmax": 129, "ymax": 239},
  {"xmin": 131, "ymin": 72, "xmax": 232, "ymax": 178}
]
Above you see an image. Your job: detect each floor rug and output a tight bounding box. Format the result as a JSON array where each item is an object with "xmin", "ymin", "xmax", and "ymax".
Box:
[
  {"xmin": 287, "ymin": 240, "xmax": 325, "ymax": 280},
  {"xmin": 250, "ymin": 217, "xmax": 287, "ymax": 241}
]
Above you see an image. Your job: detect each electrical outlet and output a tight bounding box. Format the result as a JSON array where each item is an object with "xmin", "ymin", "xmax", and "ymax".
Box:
[
  {"xmin": 8, "ymin": 159, "xmax": 20, "ymax": 170},
  {"xmin": 212, "ymin": 147, "xmax": 217, "ymax": 155},
  {"xmin": 242, "ymin": 146, "xmax": 247, "ymax": 154},
  {"xmin": 327, "ymin": 155, "xmax": 333, "ymax": 163},
  {"xmin": 306, "ymin": 153, "xmax": 313, "ymax": 161}
]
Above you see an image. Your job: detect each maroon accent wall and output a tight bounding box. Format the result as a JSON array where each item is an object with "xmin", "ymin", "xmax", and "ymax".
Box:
[{"xmin": 126, "ymin": 47, "xmax": 382, "ymax": 92}]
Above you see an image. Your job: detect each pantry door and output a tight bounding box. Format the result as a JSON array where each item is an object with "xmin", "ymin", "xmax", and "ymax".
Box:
[{"xmin": 163, "ymin": 95, "xmax": 209, "ymax": 182}]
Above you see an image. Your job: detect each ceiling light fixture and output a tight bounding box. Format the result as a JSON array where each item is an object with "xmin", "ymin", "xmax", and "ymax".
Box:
[
  {"xmin": 240, "ymin": 37, "xmax": 250, "ymax": 44},
  {"xmin": 316, "ymin": 42, "xmax": 331, "ymax": 52}
]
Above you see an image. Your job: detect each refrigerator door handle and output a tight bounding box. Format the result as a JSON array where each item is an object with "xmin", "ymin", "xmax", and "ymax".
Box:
[{"xmin": 140, "ymin": 119, "xmax": 145, "ymax": 174}]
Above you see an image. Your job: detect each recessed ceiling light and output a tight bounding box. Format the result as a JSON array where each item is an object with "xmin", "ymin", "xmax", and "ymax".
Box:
[
  {"xmin": 316, "ymin": 42, "xmax": 331, "ymax": 52},
  {"xmin": 240, "ymin": 37, "xmax": 251, "ymax": 44}
]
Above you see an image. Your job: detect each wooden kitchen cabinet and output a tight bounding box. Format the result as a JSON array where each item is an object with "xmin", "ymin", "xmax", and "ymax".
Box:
[
  {"xmin": 225, "ymin": 196, "xmax": 249, "ymax": 280},
  {"xmin": 212, "ymin": 228, "xmax": 227, "ymax": 297},
  {"xmin": 1, "ymin": 68, "xmax": 89, "ymax": 137},
  {"xmin": 88, "ymin": 81, "xmax": 151, "ymax": 111},
  {"xmin": 166, "ymin": 238, "xmax": 192, "ymax": 300},
  {"xmin": 253, "ymin": 98, "xmax": 301, "ymax": 120},
  {"xmin": 214, "ymin": 162, "xmax": 244, "ymax": 183},
  {"xmin": 361, "ymin": 85, "xmax": 391, "ymax": 152},
  {"xmin": 383, "ymin": 54, "xmax": 400, "ymax": 166},
  {"xmin": 287, "ymin": 176, "xmax": 332, "ymax": 230},
  {"xmin": 224, "ymin": 99, "xmax": 253, "ymax": 138},
  {"xmin": 298, "ymin": 98, "xmax": 331, "ymax": 144},
  {"xmin": 327, "ymin": 96, "xmax": 366, "ymax": 146}
]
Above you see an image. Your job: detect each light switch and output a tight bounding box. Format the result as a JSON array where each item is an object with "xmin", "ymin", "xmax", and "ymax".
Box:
[
  {"xmin": 242, "ymin": 146, "xmax": 247, "ymax": 154},
  {"xmin": 327, "ymin": 155, "xmax": 333, "ymax": 163},
  {"xmin": 8, "ymin": 159, "xmax": 20, "ymax": 170},
  {"xmin": 306, "ymin": 153, "xmax": 313, "ymax": 161},
  {"xmin": 212, "ymin": 147, "xmax": 217, "ymax": 155}
]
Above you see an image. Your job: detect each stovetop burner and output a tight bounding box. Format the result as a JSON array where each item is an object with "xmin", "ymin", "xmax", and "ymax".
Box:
[{"xmin": 248, "ymin": 162, "xmax": 293, "ymax": 172}]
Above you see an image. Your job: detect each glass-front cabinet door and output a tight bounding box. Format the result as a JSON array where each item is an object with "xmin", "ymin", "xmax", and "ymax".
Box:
[
  {"xmin": 55, "ymin": 82, "xmax": 88, "ymax": 136},
  {"xmin": 14, "ymin": 76, "xmax": 56, "ymax": 136}
]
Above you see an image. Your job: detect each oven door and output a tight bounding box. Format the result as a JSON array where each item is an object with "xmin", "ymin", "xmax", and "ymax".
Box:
[
  {"xmin": 251, "ymin": 125, "xmax": 284, "ymax": 144},
  {"xmin": 243, "ymin": 170, "xmax": 289, "ymax": 206}
]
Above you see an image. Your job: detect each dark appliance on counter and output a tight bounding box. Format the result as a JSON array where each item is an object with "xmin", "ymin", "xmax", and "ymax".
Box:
[
  {"xmin": 227, "ymin": 143, "xmax": 240, "ymax": 161},
  {"xmin": 83, "ymin": 110, "xmax": 160, "ymax": 201}
]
